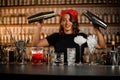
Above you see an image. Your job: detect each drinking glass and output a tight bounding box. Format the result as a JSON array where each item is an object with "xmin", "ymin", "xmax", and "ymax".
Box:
[
  {"xmin": 52, "ymin": 52, "xmax": 64, "ymax": 65},
  {"xmin": 67, "ymin": 48, "xmax": 76, "ymax": 65},
  {"xmin": 31, "ymin": 47, "xmax": 44, "ymax": 64}
]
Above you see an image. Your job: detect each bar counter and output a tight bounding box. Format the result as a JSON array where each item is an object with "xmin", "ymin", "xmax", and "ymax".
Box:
[{"xmin": 0, "ymin": 63, "xmax": 120, "ymax": 79}]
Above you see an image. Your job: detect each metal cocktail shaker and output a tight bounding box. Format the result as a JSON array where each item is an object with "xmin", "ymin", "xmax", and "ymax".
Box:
[
  {"xmin": 83, "ymin": 10, "xmax": 107, "ymax": 29},
  {"xmin": 27, "ymin": 11, "xmax": 56, "ymax": 23}
]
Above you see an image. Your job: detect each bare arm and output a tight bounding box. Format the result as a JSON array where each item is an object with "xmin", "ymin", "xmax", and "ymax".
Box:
[
  {"xmin": 92, "ymin": 23, "xmax": 106, "ymax": 49},
  {"xmin": 32, "ymin": 21, "xmax": 49, "ymax": 47},
  {"xmin": 95, "ymin": 28, "xmax": 106, "ymax": 49}
]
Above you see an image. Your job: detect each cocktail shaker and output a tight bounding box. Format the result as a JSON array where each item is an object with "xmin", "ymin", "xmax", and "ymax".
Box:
[
  {"xmin": 27, "ymin": 11, "xmax": 56, "ymax": 23},
  {"xmin": 83, "ymin": 10, "xmax": 107, "ymax": 29}
]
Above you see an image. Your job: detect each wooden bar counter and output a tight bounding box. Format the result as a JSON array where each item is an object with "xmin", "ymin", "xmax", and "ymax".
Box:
[{"xmin": 0, "ymin": 63, "xmax": 120, "ymax": 80}]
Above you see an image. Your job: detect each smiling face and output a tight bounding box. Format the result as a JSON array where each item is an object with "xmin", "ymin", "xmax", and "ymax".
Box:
[{"xmin": 60, "ymin": 14, "xmax": 73, "ymax": 34}]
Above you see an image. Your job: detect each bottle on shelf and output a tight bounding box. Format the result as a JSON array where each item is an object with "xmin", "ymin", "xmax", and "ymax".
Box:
[
  {"xmin": 110, "ymin": 40, "xmax": 119, "ymax": 65},
  {"xmin": 116, "ymin": 32, "xmax": 120, "ymax": 45},
  {"xmin": 106, "ymin": 40, "xmax": 116, "ymax": 65},
  {"xmin": 111, "ymin": 40, "xmax": 116, "ymax": 51}
]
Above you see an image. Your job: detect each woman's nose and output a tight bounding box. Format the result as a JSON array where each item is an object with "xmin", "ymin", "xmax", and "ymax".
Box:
[{"xmin": 65, "ymin": 20, "xmax": 69, "ymax": 25}]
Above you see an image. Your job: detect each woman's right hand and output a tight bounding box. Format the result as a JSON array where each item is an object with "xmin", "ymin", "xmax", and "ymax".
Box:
[
  {"xmin": 32, "ymin": 20, "xmax": 44, "ymax": 47},
  {"xmin": 37, "ymin": 20, "xmax": 44, "ymax": 29}
]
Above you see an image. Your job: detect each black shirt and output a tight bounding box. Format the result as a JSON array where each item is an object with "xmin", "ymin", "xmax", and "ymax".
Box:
[{"xmin": 46, "ymin": 32, "xmax": 88, "ymax": 63}]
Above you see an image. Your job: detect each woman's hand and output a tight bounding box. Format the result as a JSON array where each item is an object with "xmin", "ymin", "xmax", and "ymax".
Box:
[
  {"xmin": 37, "ymin": 20, "xmax": 44, "ymax": 30},
  {"xmin": 32, "ymin": 20, "xmax": 44, "ymax": 47}
]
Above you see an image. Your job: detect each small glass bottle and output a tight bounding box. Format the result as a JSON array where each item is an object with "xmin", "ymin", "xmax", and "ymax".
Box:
[{"xmin": 111, "ymin": 40, "xmax": 118, "ymax": 66}]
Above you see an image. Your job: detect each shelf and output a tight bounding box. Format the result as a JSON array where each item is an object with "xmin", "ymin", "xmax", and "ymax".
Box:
[
  {"xmin": 0, "ymin": 0, "xmax": 120, "ymax": 8},
  {"xmin": 0, "ymin": 4, "xmax": 120, "ymax": 9},
  {"xmin": 0, "ymin": 23, "xmax": 120, "ymax": 27},
  {"xmin": 107, "ymin": 23, "xmax": 120, "ymax": 27},
  {"xmin": 107, "ymin": 43, "xmax": 120, "ymax": 48},
  {"xmin": 1, "ymin": 43, "xmax": 32, "ymax": 47},
  {"xmin": 0, "ymin": 24, "xmax": 37, "ymax": 27}
]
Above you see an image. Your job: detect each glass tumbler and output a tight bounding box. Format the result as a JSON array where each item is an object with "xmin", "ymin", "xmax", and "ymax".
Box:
[
  {"xmin": 52, "ymin": 52, "xmax": 64, "ymax": 65},
  {"xmin": 67, "ymin": 48, "xmax": 76, "ymax": 65},
  {"xmin": 31, "ymin": 47, "xmax": 44, "ymax": 64}
]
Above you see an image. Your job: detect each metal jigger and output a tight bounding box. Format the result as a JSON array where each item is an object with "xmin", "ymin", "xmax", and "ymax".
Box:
[
  {"xmin": 110, "ymin": 41, "xmax": 119, "ymax": 66},
  {"xmin": 111, "ymin": 50, "xmax": 118, "ymax": 66}
]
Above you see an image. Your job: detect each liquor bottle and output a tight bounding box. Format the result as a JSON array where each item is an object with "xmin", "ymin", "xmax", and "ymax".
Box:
[
  {"xmin": 111, "ymin": 40, "xmax": 118, "ymax": 65},
  {"xmin": 111, "ymin": 40, "xmax": 116, "ymax": 51},
  {"xmin": 107, "ymin": 32, "xmax": 112, "ymax": 44},
  {"xmin": 115, "ymin": 32, "xmax": 119, "ymax": 44},
  {"xmin": 106, "ymin": 40, "xmax": 116, "ymax": 65}
]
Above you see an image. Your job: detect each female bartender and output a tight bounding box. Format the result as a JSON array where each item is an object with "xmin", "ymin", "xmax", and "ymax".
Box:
[{"xmin": 32, "ymin": 9, "xmax": 106, "ymax": 64}]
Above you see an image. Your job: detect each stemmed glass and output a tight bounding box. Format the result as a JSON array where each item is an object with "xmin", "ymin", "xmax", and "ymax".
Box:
[
  {"xmin": 79, "ymin": 45, "xmax": 82, "ymax": 64},
  {"xmin": 74, "ymin": 35, "xmax": 87, "ymax": 65}
]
